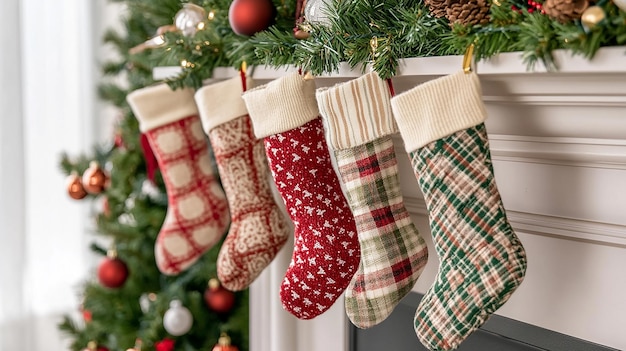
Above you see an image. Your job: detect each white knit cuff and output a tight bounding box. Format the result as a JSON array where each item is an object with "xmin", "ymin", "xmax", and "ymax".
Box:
[
  {"xmin": 127, "ymin": 83, "xmax": 199, "ymax": 132},
  {"xmin": 242, "ymin": 72, "xmax": 319, "ymax": 139},
  {"xmin": 390, "ymin": 71, "xmax": 487, "ymax": 152},
  {"xmin": 316, "ymin": 71, "xmax": 396, "ymax": 150},
  {"xmin": 195, "ymin": 76, "xmax": 254, "ymax": 132}
]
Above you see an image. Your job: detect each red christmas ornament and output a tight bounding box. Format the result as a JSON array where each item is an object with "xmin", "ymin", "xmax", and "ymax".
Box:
[
  {"xmin": 204, "ymin": 279, "xmax": 236, "ymax": 314},
  {"xmin": 98, "ymin": 251, "xmax": 129, "ymax": 288},
  {"xmin": 155, "ymin": 338, "xmax": 175, "ymax": 351},
  {"xmin": 82, "ymin": 161, "xmax": 109, "ymax": 194},
  {"xmin": 82, "ymin": 308, "xmax": 92, "ymax": 323},
  {"xmin": 212, "ymin": 333, "xmax": 239, "ymax": 351},
  {"xmin": 228, "ymin": 0, "xmax": 275, "ymax": 36}
]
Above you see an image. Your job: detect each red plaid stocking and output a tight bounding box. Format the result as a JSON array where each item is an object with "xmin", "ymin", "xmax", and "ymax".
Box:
[
  {"xmin": 195, "ymin": 77, "xmax": 290, "ymax": 291},
  {"xmin": 243, "ymin": 73, "xmax": 360, "ymax": 319},
  {"xmin": 127, "ymin": 84, "xmax": 230, "ymax": 275}
]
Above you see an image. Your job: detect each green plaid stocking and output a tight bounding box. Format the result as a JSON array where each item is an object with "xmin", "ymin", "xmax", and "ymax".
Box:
[
  {"xmin": 317, "ymin": 72, "xmax": 429, "ymax": 329},
  {"xmin": 391, "ymin": 71, "xmax": 527, "ymax": 350}
]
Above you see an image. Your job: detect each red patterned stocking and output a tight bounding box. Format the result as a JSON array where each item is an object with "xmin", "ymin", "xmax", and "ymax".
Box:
[
  {"xmin": 243, "ymin": 73, "xmax": 360, "ymax": 319},
  {"xmin": 127, "ymin": 84, "xmax": 230, "ymax": 275},
  {"xmin": 195, "ymin": 77, "xmax": 290, "ymax": 291}
]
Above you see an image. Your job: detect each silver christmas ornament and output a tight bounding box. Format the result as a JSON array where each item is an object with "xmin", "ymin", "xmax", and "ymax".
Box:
[
  {"xmin": 175, "ymin": 3, "xmax": 207, "ymax": 36},
  {"xmin": 304, "ymin": 0, "xmax": 332, "ymax": 25},
  {"xmin": 163, "ymin": 300, "xmax": 193, "ymax": 336}
]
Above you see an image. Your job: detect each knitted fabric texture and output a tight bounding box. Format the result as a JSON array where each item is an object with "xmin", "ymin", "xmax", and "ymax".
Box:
[
  {"xmin": 316, "ymin": 71, "xmax": 428, "ymax": 328},
  {"xmin": 208, "ymin": 115, "xmax": 290, "ymax": 291},
  {"xmin": 243, "ymin": 74, "xmax": 361, "ymax": 320},
  {"xmin": 127, "ymin": 84, "xmax": 230, "ymax": 275},
  {"xmin": 264, "ymin": 118, "xmax": 360, "ymax": 319},
  {"xmin": 391, "ymin": 72, "xmax": 527, "ymax": 350},
  {"xmin": 196, "ymin": 76, "xmax": 290, "ymax": 291}
]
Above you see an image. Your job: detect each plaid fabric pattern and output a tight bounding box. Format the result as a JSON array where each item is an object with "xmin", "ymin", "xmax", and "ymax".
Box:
[
  {"xmin": 337, "ymin": 136, "xmax": 429, "ymax": 329},
  {"xmin": 210, "ymin": 115, "xmax": 290, "ymax": 291},
  {"xmin": 147, "ymin": 115, "xmax": 230, "ymax": 275},
  {"xmin": 410, "ymin": 123, "xmax": 527, "ymax": 350}
]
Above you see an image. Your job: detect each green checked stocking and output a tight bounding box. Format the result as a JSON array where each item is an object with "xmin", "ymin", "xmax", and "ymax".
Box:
[
  {"xmin": 317, "ymin": 72, "xmax": 429, "ymax": 329},
  {"xmin": 391, "ymin": 71, "xmax": 527, "ymax": 351}
]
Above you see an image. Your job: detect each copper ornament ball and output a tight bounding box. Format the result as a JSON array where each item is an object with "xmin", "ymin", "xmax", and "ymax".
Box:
[
  {"xmin": 212, "ymin": 333, "xmax": 239, "ymax": 351},
  {"xmin": 67, "ymin": 172, "xmax": 88, "ymax": 200},
  {"xmin": 82, "ymin": 161, "xmax": 108, "ymax": 194},
  {"xmin": 228, "ymin": 0, "xmax": 276, "ymax": 36}
]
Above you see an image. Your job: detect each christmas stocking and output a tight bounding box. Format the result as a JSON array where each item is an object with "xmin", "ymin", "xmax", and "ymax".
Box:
[
  {"xmin": 242, "ymin": 73, "xmax": 360, "ymax": 319},
  {"xmin": 127, "ymin": 84, "xmax": 230, "ymax": 275},
  {"xmin": 390, "ymin": 71, "xmax": 527, "ymax": 350},
  {"xmin": 316, "ymin": 71, "xmax": 429, "ymax": 329},
  {"xmin": 195, "ymin": 76, "xmax": 290, "ymax": 291}
]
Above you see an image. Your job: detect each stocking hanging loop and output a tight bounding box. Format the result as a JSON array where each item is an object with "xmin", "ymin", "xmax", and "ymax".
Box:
[{"xmin": 463, "ymin": 42, "xmax": 475, "ymax": 74}]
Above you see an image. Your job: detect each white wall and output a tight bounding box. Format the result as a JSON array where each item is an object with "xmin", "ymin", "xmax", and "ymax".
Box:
[{"xmin": 0, "ymin": 1, "xmax": 109, "ymax": 350}]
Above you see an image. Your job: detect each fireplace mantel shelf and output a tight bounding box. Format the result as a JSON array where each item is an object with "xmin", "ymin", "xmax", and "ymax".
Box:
[{"xmin": 153, "ymin": 46, "xmax": 626, "ymax": 81}]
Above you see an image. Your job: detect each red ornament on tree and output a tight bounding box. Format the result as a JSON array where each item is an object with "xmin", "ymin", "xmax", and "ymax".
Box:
[
  {"xmin": 228, "ymin": 0, "xmax": 276, "ymax": 36},
  {"xmin": 204, "ymin": 278, "xmax": 236, "ymax": 314},
  {"xmin": 98, "ymin": 250, "xmax": 129, "ymax": 288},
  {"xmin": 212, "ymin": 333, "xmax": 239, "ymax": 351},
  {"xmin": 82, "ymin": 161, "xmax": 109, "ymax": 194},
  {"xmin": 154, "ymin": 338, "xmax": 175, "ymax": 351}
]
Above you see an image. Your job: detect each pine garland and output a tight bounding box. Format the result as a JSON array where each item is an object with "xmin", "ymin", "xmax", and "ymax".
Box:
[{"xmin": 150, "ymin": 0, "xmax": 626, "ymax": 87}]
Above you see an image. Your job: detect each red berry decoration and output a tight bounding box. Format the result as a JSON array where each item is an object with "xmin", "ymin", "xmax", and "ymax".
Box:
[
  {"xmin": 228, "ymin": 0, "xmax": 276, "ymax": 36},
  {"xmin": 212, "ymin": 333, "xmax": 239, "ymax": 351},
  {"xmin": 204, "ymin": 278, "xmax": 236, "ymax": 314},
  {"xmin": 98, "ymin": 251, "xmax": 129, "ymax": 288}
]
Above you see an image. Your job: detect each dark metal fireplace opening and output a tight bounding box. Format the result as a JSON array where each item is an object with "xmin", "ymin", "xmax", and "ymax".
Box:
[{"xmin": 349, "ymin": 292, "xmax": 618, "ymax": 351}]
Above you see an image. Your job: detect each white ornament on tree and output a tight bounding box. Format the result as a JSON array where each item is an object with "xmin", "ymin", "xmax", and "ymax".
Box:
[
  {"xmin": 613, "ymin": 0, "xmax": 626, "ymax": 11},
  {"xmin": 163, "ymin": 300, "xmax": 193, "ymax": 336},
  {"xmin": 304, "ymin": 0, "xmax": 332, "ymax": 25}
]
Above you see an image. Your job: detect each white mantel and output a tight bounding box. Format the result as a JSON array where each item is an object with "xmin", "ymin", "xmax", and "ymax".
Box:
[{"xmin": 176, "ymin": 47, "xmax": 626, "ymax": 351}]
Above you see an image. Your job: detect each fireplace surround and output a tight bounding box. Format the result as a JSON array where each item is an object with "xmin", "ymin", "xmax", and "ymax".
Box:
[
  {"xmin": 224, "ymin": 46, "xmax": 626, "ymax": 351},
  {"xmin": 349, "ymin": 292, "xmax": 618, "ymax": 351}
]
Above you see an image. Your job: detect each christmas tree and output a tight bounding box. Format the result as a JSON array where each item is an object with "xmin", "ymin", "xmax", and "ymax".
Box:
[{"xmin": 57, "ymin": 1, "xmax": 251, "ymax": 350}]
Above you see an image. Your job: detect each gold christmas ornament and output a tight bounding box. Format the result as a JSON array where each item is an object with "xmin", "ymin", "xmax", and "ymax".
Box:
[{"xmin": 581, "ymin": 5, "xmax": 606, "ymax": 30}]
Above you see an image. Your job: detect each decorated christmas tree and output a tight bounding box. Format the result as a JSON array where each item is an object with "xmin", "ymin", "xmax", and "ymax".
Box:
[{"xmin": 57, "ymin": 1, "xmax": 256, "ymax": 350}]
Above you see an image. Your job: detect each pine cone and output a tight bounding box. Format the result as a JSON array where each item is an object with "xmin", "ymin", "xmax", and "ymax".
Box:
[
  {"xmin": 424, "ymin": 0, "xmax": 459, "ymax": 18},
  {"xmin": 446, "ymin": 0, "xmax": 491, "ymax": 26},
  {"xmin": 543, "ymin": 0, "xmax": 589, "ymax": 23}
]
